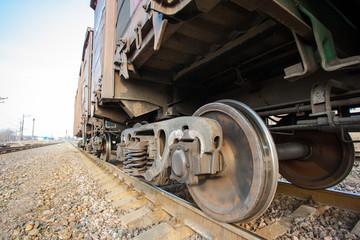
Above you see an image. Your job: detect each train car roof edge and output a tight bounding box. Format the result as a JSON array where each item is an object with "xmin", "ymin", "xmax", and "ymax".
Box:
[
  {"xmin": 81, "ymin": 27, "xmax": 94, "ymax": 62},
  {"xmin": 90, "ymin": 0, "xmax": 96, "ymax": 10}
]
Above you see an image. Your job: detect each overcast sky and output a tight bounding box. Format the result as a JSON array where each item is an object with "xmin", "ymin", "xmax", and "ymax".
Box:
[{"xmin": 0, "ymin": 0, "xmax": 93, "ymax": 138}]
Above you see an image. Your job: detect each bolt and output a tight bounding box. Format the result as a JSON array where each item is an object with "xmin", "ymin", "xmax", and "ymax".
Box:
[
  {"xmin": 152, "ymin": 203, "xmax": 162, "ymax": 211},
  {"xmin": 136, "ymin": 191, "xmax": 145, "ymax": 200}
]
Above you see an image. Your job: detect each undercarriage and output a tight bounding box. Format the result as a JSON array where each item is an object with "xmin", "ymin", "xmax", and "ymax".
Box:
[{"xmin": 87, "ymin": 80, "xmax": 360, "ymax": 222}]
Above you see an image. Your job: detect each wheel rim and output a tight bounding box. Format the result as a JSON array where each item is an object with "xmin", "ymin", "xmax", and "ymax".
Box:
[
  {"xmin": 101, "ymin": 133, "xmax": 111, "ymax": 162},
  {"xmin": 190, "ymin": 101, "xmax": 278, "ymax": 223},
  {"xmin": 276, "ymin": 131, "xmax": 354, "ymax": 189}
]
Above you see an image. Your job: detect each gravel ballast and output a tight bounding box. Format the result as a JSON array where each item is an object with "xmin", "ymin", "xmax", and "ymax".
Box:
[{"xmin": 0, "ymin": 143, "xmax": 134, "ymax": 239}]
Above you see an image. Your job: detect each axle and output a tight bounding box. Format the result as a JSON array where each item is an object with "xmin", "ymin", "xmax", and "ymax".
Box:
[{"xmin": 277, "ymin": 142, "xmax": 311, "ymax": 161}]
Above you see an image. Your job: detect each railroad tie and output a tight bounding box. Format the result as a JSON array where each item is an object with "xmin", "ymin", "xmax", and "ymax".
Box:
[
  {"xmin": 97, "ymin": 176, "xmax": 115, "ymax": 185},
  {"xmin": 352, "ymin": 220, "xmax": 360, "ymax": 235},
  {"xmin": 108, "ymin": 188, "xmax": 137, "ymax": 202},
  {"xmin": 112, "ymin": 195, "xmax": 150, "ymax": 210},
  {"xmin": 120, "ymin": 205, "xmax": 171, "ymax": 230},
  {"xmin": 101, "ymin": 181, "xmax": 122, "ymax": 192},
  {"xmin": 88, "ymin": 170, "xmax": 105, "ymax": 177},
  {"xmin": 106, "ymin": 187, "xmax": 128, "ymax": 200},
  {"xmin": 256, "ymin": 205, "xmax": 317, "ymax": 239},
  {"xmin": 133, "ymin": 221, "xmax": 194, "ymax": 240}
]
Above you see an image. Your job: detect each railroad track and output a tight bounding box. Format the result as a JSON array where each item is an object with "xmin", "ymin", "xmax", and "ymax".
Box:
[
  {"xmin": 0, "ymin": 143, "xmax": 57, "ymax": 154},
  {"xmin": 74, "ymin": 146, "xmax": 360, "ymax": 239}
]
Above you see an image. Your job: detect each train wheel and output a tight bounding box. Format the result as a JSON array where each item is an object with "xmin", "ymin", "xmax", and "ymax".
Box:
[
  {"xmin": 100, "ymin": 133, "xmax": 111, "ymax": 162},
  {"xmin": 189, "ymin": 100, "xmax": 278, "ymax": 223},
  {"xmin": 275, "ymin": 131, "xmax": 354, "ymax": 189}
]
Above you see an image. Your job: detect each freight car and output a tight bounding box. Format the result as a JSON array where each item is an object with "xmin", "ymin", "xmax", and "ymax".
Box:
[{"xmin": 74, "ymin": 0, "xmax": 360, "ymax": 223}]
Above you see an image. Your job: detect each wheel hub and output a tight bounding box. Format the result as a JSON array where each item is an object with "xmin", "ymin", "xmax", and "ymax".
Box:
[{"xmin": 171, "ymin": 148, "xmax": 187, "ymax": 177}]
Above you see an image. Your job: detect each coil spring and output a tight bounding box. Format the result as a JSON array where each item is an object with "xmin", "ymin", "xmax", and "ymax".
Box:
[{"xmin": 123, "ymin": 146, "xmax": 149, "ymax": 175}]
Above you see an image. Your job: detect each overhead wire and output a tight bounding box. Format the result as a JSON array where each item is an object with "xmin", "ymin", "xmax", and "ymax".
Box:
[{"xmin": 0, "ymin": 113, "xmax": 21, "ymax": 130}]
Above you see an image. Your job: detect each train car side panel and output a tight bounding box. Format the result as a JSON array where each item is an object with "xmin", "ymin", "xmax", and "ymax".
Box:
[
  {"xmin": 73, "ymin": 64, "xmax": 84, "ymax": 137},
  {"xmin": 91, "ymin": 0, "xmax": 117, "ymax": 103}
]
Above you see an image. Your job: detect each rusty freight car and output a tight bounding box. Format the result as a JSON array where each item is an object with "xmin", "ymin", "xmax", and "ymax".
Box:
[
  {"xmin": 74, "ymin": 28, "xmax": 94, "ymax": 145},
  {"xmin": 74, "ymin": 0, "xmax": 360, "ymax": 223}
]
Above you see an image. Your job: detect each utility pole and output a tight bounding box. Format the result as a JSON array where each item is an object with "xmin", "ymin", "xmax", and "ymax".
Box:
[
  {"xmin": 20, "ymin": 115, "xmax": 24, "ymax": 142},
  {"xmin": 19, "ymin": 114, "xmax": 31, "ymax": 142},
  {"xmin": 32, "ymin": 118, "xmax": 35, "ymax": 140},
  {"xmin": 18, "ymin": 120, "xmax": 22, "ymax": 141}
]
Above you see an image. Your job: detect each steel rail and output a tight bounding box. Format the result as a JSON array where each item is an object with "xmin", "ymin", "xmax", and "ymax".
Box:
[
  {"xmin": 0, "ymin": 143, "xmax": 57, "ymax": 154},
  {"xmin": 277, "ymin": 182, "xmax": 360, "ymax": 213},
  {"xmin": 76, "ymin": 147, "xmax": 265, "ymax": 240}
]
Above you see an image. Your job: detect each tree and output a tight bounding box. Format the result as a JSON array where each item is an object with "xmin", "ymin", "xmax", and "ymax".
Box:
[{"xmin": 0, "ymin": 129, "xmax": 16, "ymax": 143}]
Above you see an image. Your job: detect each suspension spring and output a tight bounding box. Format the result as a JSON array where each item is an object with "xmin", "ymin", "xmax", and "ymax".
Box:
[{"xmin": 123, "ymin": 145, "xmax": 149, "ymax": 176}]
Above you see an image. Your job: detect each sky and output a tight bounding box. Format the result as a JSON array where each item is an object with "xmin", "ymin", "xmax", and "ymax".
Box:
[{"xmin": 0, "ymin": 0, "xmax": 93, "ymax": 138}]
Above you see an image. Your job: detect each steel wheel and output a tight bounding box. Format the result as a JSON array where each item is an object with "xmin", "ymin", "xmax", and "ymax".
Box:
[
  {"xmin": 101, "ymin": 133, "xmax": 112, "ymax": 162},
  {"xmin": 275, "ymin": 131, "xmax": 354, "ymax": 189},
  {"xmin": 190, "ymin": 100, "xmax": 278, "ymax": 223}
]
